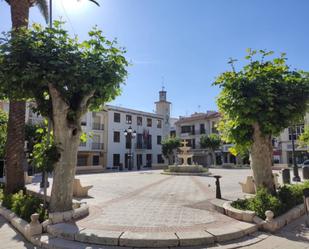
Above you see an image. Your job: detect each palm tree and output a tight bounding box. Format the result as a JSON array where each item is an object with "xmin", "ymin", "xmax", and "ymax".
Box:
[{"xmin": 4, "ymin": 0, "xmax": 48, "ymax": 194}]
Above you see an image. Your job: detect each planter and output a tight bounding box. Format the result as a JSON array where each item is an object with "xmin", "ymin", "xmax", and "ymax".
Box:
[
  {"xmin": 223, "ymin": 201, "xmax": 256, "ymax": 223},
  {"xmin": 0, "ymin": 204, "xmax": 43, "ymax": 241}
]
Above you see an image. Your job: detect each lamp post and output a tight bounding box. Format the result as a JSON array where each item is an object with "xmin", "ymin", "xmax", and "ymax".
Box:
[
  {"xmin": 124, "ymin": 126, "xmax": 136, "ymax": 171},
  {"xmin": 291, "ymin": 126, "xmax": 301, "ymax": 182}
]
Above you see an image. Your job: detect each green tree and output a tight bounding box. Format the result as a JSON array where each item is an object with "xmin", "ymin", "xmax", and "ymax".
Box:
[
  {"xmin": 200, "ymin": 134, "xmax": 221, "ymax": 166},
  {"xmin": 4, "ymin": 0, "xmax": 48, "ymax": 194},
  {"xmin": 214, "ymin": 49, "xmax": 309, "ymax": 193},
  {"xmin": 299, "ymin": 126, "xmax": 309, "ymax": 147},
  {"xmin": 0, "ymin": 110, "xmax": 8, "ymax": 159},
  {"xmin": 161, "ymin": 136, "xmax": 181, "ymax": 164},
  {"xmin": 0, "ymin": 22, "xmax": 128, "ymax": 212}
]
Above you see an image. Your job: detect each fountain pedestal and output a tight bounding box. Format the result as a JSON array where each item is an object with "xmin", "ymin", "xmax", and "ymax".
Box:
[{"xmin": 164, "ymin": 140, "xmax": 211, "ymax": 176}]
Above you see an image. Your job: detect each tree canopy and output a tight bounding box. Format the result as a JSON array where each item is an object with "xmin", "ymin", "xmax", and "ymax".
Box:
[
  {"xmin": 200, "ymin": 134, "xmax": 221, "ymax": 151},
  {"xmin": 161, "ymin": 136, "xmax": 181, "ymax": 158},
  {"xmin": 0, "ymin": 21, "xmax": 128, "ymax": 121},
  {"xmin": 214, "ymin": 49, "xmax": 309, "ymax": 150}
]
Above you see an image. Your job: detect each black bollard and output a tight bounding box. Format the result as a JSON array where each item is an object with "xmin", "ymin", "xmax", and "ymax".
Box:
[
  {"xmin": 282, "ymin": 168, "xmax": 291, "ymax": 184},
  {"xmin": 213, "ymin": 175, "xmax": 222, "ymax": 199}
]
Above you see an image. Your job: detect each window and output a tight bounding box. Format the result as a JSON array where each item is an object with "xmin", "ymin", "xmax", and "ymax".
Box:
[
  {"xmin": 157, "ymin": 135, "xmax": 162, "ymax": 145},
  {"xmin": 147, "ymin": 118, "xmax": 152, "ymax": 127},
  {"xmin": 136, "ymin": 154, "xmax": 143, "ymax": 168},
  {"xmin": 92, "ymin": 155, "xmax": 100, "ymax": 166},
  {"xmin": 288, "ymin": 125, "xmax": 304, "ymax": 140},
  {"xmin": 113, "ymin": 154, "xmax": 120, "ymax": 166},
  {"xmin": 147, "ymin": 135, "xmax": 152, "ymax": 149},
  {"xmin": 113, "ymin": 131, "xmax": 120, "ymax": 143},
  {"xmin": 126, "ymin": 135, "xmax": 131, "ymax": 149},
  {"xmin": 200, "ymin": 124, "xmax": 205, "ymax": 134},
  {"xmin": 192, "ymin": 139, "xmax": 196, "ymax": 149},
  {"xmin": 137, "ymin": 116, "xmax": 142, "ymax": 126},
  {"xmin": 114, "ymin": 112, "xmax": 120, "ymax": 123},
  {"xmin": 157, "ymin": 154, "xmax": 164, "ymax": 164},
  {"xmin": 77, "ymin": 155, "xmax": 88, "ymax": 166},
  {"xmin": 181, "ymin": 125, "xmax": 191, "ymax": 133},
  {"xmin": 170, "ymin": 130, "xmax": 176, "ymax": 137},
  {"xmin": 146, "ymin": 154, "xmax": 152, "ymax": 167},
  {"xmin": 157, "ymin": 119, "xmax": 162, "ymax": 128},
  {"xmin": 136, "ymin": 134, "xmax": 143, "ymax": 149},
  {"xmin": 126, "ymin": 115, "xmax": 132, "ymax": 124}
]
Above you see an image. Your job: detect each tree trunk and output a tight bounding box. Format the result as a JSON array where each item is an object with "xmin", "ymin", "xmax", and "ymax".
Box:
[
  {"xmin": 48, "ymin": 85, "xmax": 81, "ymax": 212},
  {"xmin": 212, "ymin": 150, "xmax": 216, "ymax": 166},
  {"xmin": 48, "ymin": 85, "xmax": 94, "ymax": 212},
  {"xmin": 5, "ymin": 0, "xmax": 29, "ymax": 194},
  {"xmin": 250, "ymin": 123, "xmax": 275, "ymax": 194},
  {"xmin": 5, "ymin": 101, "xmax": 26, "ymax": 193}
]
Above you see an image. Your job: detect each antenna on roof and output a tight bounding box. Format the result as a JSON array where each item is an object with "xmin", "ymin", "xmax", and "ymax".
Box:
[{"xmin": 161, "ymin": 76, "xmax": 165, "ymax": 91}]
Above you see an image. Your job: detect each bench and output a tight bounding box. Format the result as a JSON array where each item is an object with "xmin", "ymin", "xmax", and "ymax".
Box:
[
  {"xmin": 24, "ymin": 172, "xmax": 33, "ymax": 184},
  {"xmin": 73, "ymin": 178, "xmax": 93, "ymax": 197},
  {"xmin": 239, "ymin": 176, "xmax": 256, "ymax": 194}
]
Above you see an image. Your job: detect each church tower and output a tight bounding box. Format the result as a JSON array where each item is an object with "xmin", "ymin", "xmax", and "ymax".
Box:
[{"xmin": 155, "ymin": 87, "xmax": 171, "ymax": 138}]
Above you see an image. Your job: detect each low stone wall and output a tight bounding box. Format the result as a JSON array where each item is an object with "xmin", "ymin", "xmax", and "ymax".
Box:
[
  {"xmin": 222, "ymin": 201, "xmax": 306, "ymax": 233},
  {"xmin": 0, "ymin": 204, "xmax": 43, "ymax": 241},
  {"xmin": 168, "ymin": 165, "xmax": 206, "ymax": 173},
  {"xmin": 152, "ymin": 163, "xmax": 168, "ymax": 170},
  {"xmin": 223, "ymin": 201, "xmax": 256, "ymax": 223}
]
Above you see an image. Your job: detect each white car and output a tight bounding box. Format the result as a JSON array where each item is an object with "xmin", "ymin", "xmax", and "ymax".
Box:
[{"xmin": 302, "ymin": 160, "xmax": 309, "ymax": 167}]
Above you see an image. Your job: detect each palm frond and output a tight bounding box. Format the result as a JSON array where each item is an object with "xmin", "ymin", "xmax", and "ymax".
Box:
[
  {"xmin": 88, "ymin": 0, "xmax": 100, "ymax": 7},
  {"xmin": 35, "ymin": 0, "xmax": 49, "ymax": 24}
]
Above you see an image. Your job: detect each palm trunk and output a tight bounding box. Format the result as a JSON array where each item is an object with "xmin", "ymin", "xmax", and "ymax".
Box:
[
  {"xmin": 5, "ymin": 0, "xmax": 29, "ymax": 194},
  {"xmin": 250, "ymin": 123, "xmax": 275, "ymax": 194}
]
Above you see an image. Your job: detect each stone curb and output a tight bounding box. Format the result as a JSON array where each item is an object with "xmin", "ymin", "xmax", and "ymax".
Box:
[
  {"xmin": 45, "ymin": 221, "xmax": 259, "ymax": 248},
  {"xmin": 261, "ymin": 203, "xmax": 305, "ymax": 233},
  {"xmin": 48, "ymin": 203, "xmax": 89, "ymax": 225},
  {"xmin": 223, "ymin": 201, "xmax": 256, "ymax": 222},
  {"xmin": 0, "ymin": 204, "xmax": 43, "ymax": 241},
  {"xmin": 223, "ymin": 200, "xmax": 306, "ymax": 233},
  {"xmin": 161, "ymin": 172, "xmax": 211, "ymax": 176}
]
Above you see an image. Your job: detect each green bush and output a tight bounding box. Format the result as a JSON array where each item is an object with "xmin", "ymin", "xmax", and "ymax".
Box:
[
  {"xmin": 1, "ymin": 190, "xmax": 48, "ymax": 222},
  {"xmin": 232, "ymin": 181, "xmax": 309, "ymax": 219}
]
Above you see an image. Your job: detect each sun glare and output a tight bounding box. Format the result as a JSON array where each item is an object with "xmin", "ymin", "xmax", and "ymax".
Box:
[{"xmin": 55, "ymin": 0, "xmax": 92, "ymax": 15}]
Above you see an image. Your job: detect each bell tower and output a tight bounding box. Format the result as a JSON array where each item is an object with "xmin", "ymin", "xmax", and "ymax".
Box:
[{"xmin": 155, "ymin": 87, "xmax": 171, "ymax": 138}]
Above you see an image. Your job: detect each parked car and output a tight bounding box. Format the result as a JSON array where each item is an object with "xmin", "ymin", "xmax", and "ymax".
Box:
[{"xmin": 302, "ymin": 160, "xmax": 309, "ymax": 167}]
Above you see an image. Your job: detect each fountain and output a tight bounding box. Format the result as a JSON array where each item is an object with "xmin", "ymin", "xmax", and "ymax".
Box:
[{"xmin": 163, "ymin": 140, "xmax": 210, "ymax": 175}]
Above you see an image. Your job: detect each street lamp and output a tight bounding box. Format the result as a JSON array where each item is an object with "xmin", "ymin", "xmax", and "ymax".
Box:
[
  {"xmin": 291, "ymin": 126, "xmax": 301, "ymax": 182},
  {"xmin": 124, "ymin": 126, "xmax": 136, "ymax": 170}
]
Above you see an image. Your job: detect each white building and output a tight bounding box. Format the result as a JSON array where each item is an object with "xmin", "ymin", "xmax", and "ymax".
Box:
[
  {"xmin": 77, "ymin": 88, "xmax": 171, "ymax": 170},
  {"xmin": 273, "ymin": 113, "xmax": 309, "ymax": 164},
  {"xmin": 174, "ymin": 111, "xmax": 236, "ymax": 166}
]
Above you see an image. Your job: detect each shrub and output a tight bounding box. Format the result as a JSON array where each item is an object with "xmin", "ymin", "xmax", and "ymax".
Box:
[
  {"xmin": 232, "ymin": 181, "xmax": 309, "ymax": 219},
  {"xmin": 1, "ymin": 190, "xmax": 48, "ymax": 222}
]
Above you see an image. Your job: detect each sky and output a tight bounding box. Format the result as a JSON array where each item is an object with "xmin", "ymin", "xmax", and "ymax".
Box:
[{"xmin": 1, "ymin": 0, "xmax": 309, "ymax": 118}]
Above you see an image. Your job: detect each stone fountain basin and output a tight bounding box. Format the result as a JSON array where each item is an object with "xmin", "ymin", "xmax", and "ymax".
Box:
[{"xmin": 168, "ymin": 165, "xmax": 206, "ymax": 173}]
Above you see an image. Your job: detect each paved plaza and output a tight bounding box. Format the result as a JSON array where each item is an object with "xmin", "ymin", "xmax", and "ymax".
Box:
[{"xmin": 2, "ymin": 168, "xmax": 308, "ymax": 248}]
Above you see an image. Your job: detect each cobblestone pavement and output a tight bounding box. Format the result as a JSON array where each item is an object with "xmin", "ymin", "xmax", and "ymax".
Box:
[
  {"xmin": 74, "ymin": 170, "xmax": 246, "ymax": 233},
  {"xmin": 0, "ymin": 215, "xmax": 37, "ymax": 249}
]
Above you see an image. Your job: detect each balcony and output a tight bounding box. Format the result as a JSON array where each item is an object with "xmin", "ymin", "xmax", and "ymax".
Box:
[
  {"xmin": 91, "ymin": 142, "xmax": 104, "ymax": 150},
  {"xmin": 92, "ymin": 123, "xmax": 104, "ymax": 130},
  {"xmin": 79, "ymin": 142, "xmax": 87, "ymax": 147}
]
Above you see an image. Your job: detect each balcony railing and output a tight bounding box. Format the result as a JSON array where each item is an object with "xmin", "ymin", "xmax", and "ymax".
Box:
[
  {"xmin": 92, "ymin": 142, "xmax": 104, "ymax": 150},
  {"xmin": 79, "ymin": 142, "xmax": 87, "ymax": 147},
  {"xmin": 92, "ymin": 123, "xmax": 104, "ymax": 130}
]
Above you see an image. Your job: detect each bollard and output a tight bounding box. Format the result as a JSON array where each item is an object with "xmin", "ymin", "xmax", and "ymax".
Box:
[
  {"xmin": 213, "ymin": 175, "xmax": 222, "ymax": 199},
  {"xmin": 303, "ymin": 188, "xmax": 309, "ymax": 227},
  {"xmin": 282, "ymin": 168, "xmax": 291, "ymax": 184},
  {"xmin": 303, "ymin": 166, "xmax": 309, "ymax": 180}
]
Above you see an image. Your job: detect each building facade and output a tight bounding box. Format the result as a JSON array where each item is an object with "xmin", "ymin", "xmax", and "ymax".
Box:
[
  {"xmin": 174, "ymin": 111, "xmax": 235, "ymax": 166},
  {"xmin": 273, "ymin": 113, "xmax": 309, "ymax": 164}
]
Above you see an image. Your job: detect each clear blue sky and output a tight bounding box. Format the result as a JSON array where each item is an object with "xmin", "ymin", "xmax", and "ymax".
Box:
[{"xmin": 1, "ymin": 0, "xmax": 309, "ymax": 117}]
